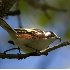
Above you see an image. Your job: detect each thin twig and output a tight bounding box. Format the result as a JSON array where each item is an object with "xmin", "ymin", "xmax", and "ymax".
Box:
[
  {"xmin": 16, "ymin": 0, "xmax": 22, "ymax": 28},
  {"xmin": 0, "ymin": 41, "xmax": 70, "ymax": 59}
]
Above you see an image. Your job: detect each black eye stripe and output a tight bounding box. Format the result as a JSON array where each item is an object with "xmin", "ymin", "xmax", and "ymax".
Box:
[
  {"xmin": 45, "ymin": 31, "xmax": 54, "ymax": 34},
  {"xmin": 44, "ymin": 31, "xmax": 55, "ymax": 38},
  {"xmin": 49, "ymin": 31, "xmax": 54, "ymax": 35},
  {"xmin": 46, "ymin": 34, "xmax": 54, "ymax": 38},
  {"xmin": 49, "ymin": 34, "xmax": 54, "ymax": 37}
]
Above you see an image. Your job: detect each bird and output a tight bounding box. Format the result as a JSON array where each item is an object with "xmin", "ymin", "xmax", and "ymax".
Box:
[{"xmin": 0, "ymin": 18, "xmax": 61, "ymax": 53}]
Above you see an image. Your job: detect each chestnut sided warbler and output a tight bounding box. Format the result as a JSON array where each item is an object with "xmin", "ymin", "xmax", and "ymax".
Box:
[{"xmin": 0, "ymin": 18, "xmax": 61, "ymax": 53}]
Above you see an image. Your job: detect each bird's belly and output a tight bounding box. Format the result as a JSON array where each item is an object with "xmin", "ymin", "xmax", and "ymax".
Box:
[{"xmin": 14, "ymin": 38, "xmax": 54, "ymax": 53}]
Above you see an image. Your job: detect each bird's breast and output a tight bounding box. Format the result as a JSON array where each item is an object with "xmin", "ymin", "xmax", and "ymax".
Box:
[{"xmin": 13, "ymin": 38, "xmax": 55, "ymax": 53}]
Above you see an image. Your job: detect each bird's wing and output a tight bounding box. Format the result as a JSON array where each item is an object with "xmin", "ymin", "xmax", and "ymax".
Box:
[{"xmin": 14, "ymin": 28, "xmax": 46, "ymax": 39}]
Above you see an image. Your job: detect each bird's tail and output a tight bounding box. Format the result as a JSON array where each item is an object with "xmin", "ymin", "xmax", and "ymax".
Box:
[{"xmin": 0, "ymin": 17, "xmax": 17, "ymax": 39}]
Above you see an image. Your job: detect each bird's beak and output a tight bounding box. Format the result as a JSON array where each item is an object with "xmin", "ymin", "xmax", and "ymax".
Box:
[{"xmin": 56, "ymin": 37, "xmax": 62, "ymax": 42}]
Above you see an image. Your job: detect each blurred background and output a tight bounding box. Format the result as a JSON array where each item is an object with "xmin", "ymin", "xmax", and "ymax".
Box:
[{"xmin": 0, "ymin": 0, "xmax": 70, "ymax": 69}]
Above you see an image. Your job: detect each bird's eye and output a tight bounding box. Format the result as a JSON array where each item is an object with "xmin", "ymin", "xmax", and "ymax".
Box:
[
  {"xmin": 49, "ymin": 34, "xmax": 54, "ymax": 37},
  {"xmin": 46, "ymin": 34, "xmax": 55, "ymax": 38},
  {"xmin": 46, "ymin": 31, "xmax": 55, "ymax": 38}
]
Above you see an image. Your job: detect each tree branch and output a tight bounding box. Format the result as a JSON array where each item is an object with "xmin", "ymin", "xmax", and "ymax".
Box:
[
  {"xmin": 0, "ymin": 0, "xmax": 17, "ymax": 18},
  {"xmin": 0, "ymin": 41, "xmax": 70, "ymax": 59},
  {"xmin": 7, "ymin": 10, "xmax": 20, "ymax": 16}
]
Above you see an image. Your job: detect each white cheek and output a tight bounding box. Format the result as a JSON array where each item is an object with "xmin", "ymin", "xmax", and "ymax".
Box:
[{"xmin": 45, "ymin": 32, "xmax": 51, "ymax": 36}]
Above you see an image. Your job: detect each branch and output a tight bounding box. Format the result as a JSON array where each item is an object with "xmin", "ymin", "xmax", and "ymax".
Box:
[
  {"xmin": 0, "ymin": 41, "xmax": 70, "ymax": 59},
  {"xmin": 0, "ymin": 0, "xmax": 17, "ymax": 18},
  {"xmin": 7, "ymin": 10, "xmax": 21, "ymax": 16}
]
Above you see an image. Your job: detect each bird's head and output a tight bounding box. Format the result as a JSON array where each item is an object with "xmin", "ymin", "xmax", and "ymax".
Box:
[{"xmin": 44, "ymin": 31, "xmax": 61, "ymax": 42}]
